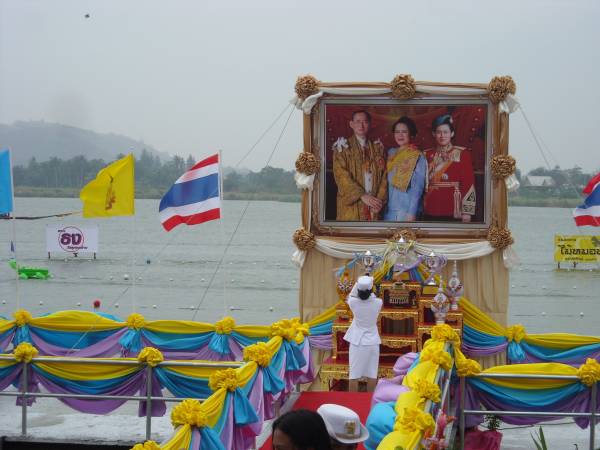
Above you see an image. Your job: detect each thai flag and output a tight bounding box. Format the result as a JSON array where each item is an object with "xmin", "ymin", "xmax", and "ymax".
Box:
[
  {"xmin": 159, "ymin": 153, "xmax": 221, "ymax": 231},
  {"xmin": 573, "ymin": 173, "xmax": 600, "ymax": 227}
]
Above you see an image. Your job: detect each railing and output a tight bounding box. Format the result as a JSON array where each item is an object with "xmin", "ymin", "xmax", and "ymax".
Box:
[
  {"xmin": 459, "ymin": 373, "xmax": 598, "ymax": 450},
  {"xmin": 0, "ymin": 356, "xmax": 243, "ymax": 440}
]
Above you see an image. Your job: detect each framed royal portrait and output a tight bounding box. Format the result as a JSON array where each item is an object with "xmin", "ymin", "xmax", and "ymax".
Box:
[{"xmin": 308, "ymin": 94, "xmax": 500, "ymax": 238}]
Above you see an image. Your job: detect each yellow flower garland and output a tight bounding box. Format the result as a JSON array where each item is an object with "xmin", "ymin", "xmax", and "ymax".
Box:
[
  {"xmin": 126, "ymin": 313, "xmax": 146, "ymax": 330},
  {"xmin": 13, "ymin": 342, "xmax": 38, "ymax": 363},
  {"xmin": 506, "ymin": 324, "xmax": 526, "ymax": 343},
  {"xmin": 131, "ymin": 441, "xmax": 161, "ymax": 450},
  {"xmin": 215, "ymin": 316, "xmax": 236, "ymax": 335},
  {"xmin": 431, "ymin": 324, "xmax": 460, "ymax": 345},
  {"xmin": 208, "ymin": 368, "xmax": 240, "ymax": 392},
  {"xmin": 420, "ymin": 347, "xmax": 452, "ymax": 371},
  {"xmin": 14, "ymin": 309, "xmax": 32, "ymax": 327},
  {"xmin": 577, "ymin": 358, "xmax": 600, "ymax": 387},
  {"xmin": 137, "ymin": 347, "xmax": 164, "ymax": 367},
  {"xmin": 171, "ymin": 399, "xmax": 209, "ymax": 428},
  {"xmin": 394, "ymin": 406, "xmax": 435, "ymax": 434},
  {"xmin": 243, "ymin": 342, "xmax": 273, "ymax": 367}
]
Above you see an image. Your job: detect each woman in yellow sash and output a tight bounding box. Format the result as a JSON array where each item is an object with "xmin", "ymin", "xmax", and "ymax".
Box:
[{"xmin": 384, "ymin": 117, "xmax": 427, "ymax": 221}]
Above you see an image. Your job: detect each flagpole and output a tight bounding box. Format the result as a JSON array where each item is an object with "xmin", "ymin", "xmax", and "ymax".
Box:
[
  {"xmin": 218, "ymin": 150, "xmax": 226, "ymax": 318},
  {"xmin": 7, "ymin": 148, "xmax": 20, "ymax": 309}
]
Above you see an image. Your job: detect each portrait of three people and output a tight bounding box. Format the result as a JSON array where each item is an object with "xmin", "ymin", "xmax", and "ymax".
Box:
[{"xmin": 324, "ymin": 103, "xmax": 487, "ymax": 225}]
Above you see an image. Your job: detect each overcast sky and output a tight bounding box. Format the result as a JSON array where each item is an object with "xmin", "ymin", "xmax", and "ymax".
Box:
[{"xmin": 1, "ymin": 0, "xmax": 598, "ymax": 172}]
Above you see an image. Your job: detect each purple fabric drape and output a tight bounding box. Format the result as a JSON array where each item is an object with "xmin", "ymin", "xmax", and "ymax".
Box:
[
  {"xmin": 139, "ymin": 336, "xmax": 243, "ymax": 361},
  {"xmin": 30, "ymin": 329, "xmax": 128, "ymax": 357},
  {"xmin": 31, "ymin": 369, "xmax": 165, "ymax": 416},
  {"xmin": 308, "ymin": 334, "xmax": 333, "ymax": 350},
  {"xmin": 461, "ymin": 342, "xmax": 508, "ymax": 358},
  {"xmin": 464, "ymin": 383, "xmax": 600, "ymax": 429}
]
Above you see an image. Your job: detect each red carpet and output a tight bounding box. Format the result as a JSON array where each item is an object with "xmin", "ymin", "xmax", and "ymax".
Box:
[{"xmin": 260, "ymin": 391, "xmax": 373, "ymax": 450}]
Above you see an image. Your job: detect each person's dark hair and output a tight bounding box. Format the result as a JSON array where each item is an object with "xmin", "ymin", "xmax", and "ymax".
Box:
[
  {"xmin": 392, "ymin": 116, "xmax": 417, "ymax": 138},
  {"xmin": 432, "ymin": 114, "xmax": 454, "ymax": 133},
  {"xmin": 272, "ymin": 409, "xmax": 332, "ymax": 450},
  {"xmin": 357, "ymin": 288, "xmax": 372, "ymax": 300},
  {"xmin": 352, "ymin": 110, "xmax": 371, "ymax": 123}
]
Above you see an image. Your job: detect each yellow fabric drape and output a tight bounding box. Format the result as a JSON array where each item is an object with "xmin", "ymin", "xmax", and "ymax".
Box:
[
  {"xmin": 165, "ymin": 361, "xmax": 241, "ymax": 379},
  {"xmin": 33, "ymin": 358, "xmax": 139, "ymax": 380},
  {"xmin": 28, "ymin": 310, "xmax": 124, "ymax": 331},
  {"xmin": 160, "ymin": 425, "xmax": 192, "ymax": 450},
  {"xmin": 475, "ymin": 363, "xmax": 578, "ymax": 390}
]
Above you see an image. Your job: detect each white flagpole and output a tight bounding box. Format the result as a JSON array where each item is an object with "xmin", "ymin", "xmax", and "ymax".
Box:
[
  {"xmin": 7, "ymin": 148, "xmax": 20, "ymax": 309},
  {"xmin": 218, "ymin": 150, "xmax": 226, "ymax": 318}
]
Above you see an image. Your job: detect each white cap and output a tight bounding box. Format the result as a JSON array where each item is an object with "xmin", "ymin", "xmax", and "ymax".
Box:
[
  {"xmin": 357, "ymin": 275, "xmax": 373, "ymax": 291},
  {"xmin": 317, "ymin": 404, "xmax": 369, "ymax": 444}
]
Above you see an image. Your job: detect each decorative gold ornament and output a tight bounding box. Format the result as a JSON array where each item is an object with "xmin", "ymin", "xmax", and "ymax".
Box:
[
  {"xmin": 293, "ymin": 228, "xmax": 316, "ymax": 251},
  {"xmin": 295, "ymin": 74, "xmax": 320, "ymax": 101},
  {"xmin": 295, "ymin": 152, "xmax": 320, "ymax": 175},
  {"xmin": 491, "ymin": 155, "xmax": 516, "ymax": 180},
  {"xmin": 137, "ymin": 347, "xmax": 164, "ymax": 367},
  {"xmin": 126, "ymin": 313, "xmax": 146, "ymax": 330},
  {"xmin": 392, "ymin": 228, "xmax": 417, "ymax": 242},
  {"xmin": 487, "ymin": 75, "xmax": 516, "ymax": 104},
  {"xmin": 390, "ymin": 74, "xmax": 416, "ymax": 99},
  {"xmin": 487, "ymin": 226, "xmax": 514, "ymax": 250}
]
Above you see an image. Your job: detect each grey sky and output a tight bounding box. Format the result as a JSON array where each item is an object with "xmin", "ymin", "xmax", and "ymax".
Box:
[{"xmin": 0, "ymin": 0, "xmax": 598, "ymax": 172}]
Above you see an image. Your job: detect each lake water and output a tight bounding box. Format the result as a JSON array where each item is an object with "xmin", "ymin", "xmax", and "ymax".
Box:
[{"xmin": 0, "ymin": 198, "xmax": 598, "ymax": 334}]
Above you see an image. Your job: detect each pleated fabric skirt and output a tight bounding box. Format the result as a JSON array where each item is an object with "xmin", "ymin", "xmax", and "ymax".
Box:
[{"xmin": 349, "ymin": 343, "xmax": 379, "ymax": 379}]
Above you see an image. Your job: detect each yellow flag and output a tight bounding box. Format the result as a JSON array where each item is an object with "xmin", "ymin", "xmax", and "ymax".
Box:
[{"xmin": 80, "ymin": 154, "xmax": 135, "ymax": 218}]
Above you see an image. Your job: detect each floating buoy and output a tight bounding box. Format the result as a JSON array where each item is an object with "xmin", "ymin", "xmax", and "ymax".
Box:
[
  {"xmin": 231, "ymin": 279, "xmax": 235, "ymax": 283},
  {"xmin": 123, "ymin": 274, "xmax": 130, "ymax": 281},
  {"xmin": 261, "ymin": 280, "xmax": 265, "ymax": 283},
  {"xmin": 152, "ymin": 305, "xmax": 157, "ymax": 309},
  {"xmin": 114, "ymin": 303, "xmax": 119, "ymax": 308},
  {"xmin": 76, "ymin": 302, "xmax": 81, "ymax": 307},
  {"xmin": 93, "ymin": 299, "xmax": 101, "ymax": 309},
  {"xmin": 1, "ymin": 300, "xmax": 5, "ymax": 305},
  {"xmin": 39, "ymin": 301, "xmax": 43, "ymax": 306},
  {"xmin": 541, "ymin": 311, "xmax": 546, "ymax": 316},
  {"xmin": 109, "ymin": 276, "xmax": 114, "ymax": 280},
  {"xmin": 201, "ymin": 278, "xmax": 205, "ymax": 282},
  {"xmin": 138, "ymin": 276, "xmax": 142, "ymax": 281},
  {"xmin": 580, "ymin": 312, "xmax": 585, "ymax": 317},
  {"xmin": 146, "ymin": 259, "xmax": 151, "ymax": 265},
  {"xmin": 229, "ymin": 306, "xmax": 235, "ymax": 311},
  {"xmin": 169, "ymin": 278, "xmax": 174, "ymax": 282},
  {"xmin": 573, "ymin": 286, "xmax": 577, "ymax": 289},
  {"xmin": 269, "ymin": 306, "xmax": 274, "ymax": 312}
]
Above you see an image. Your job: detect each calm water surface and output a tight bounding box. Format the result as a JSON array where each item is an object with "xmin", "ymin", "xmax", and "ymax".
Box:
[{"xmin": 0, "ymin": 199, "xmax": 598, "ymax": 334}]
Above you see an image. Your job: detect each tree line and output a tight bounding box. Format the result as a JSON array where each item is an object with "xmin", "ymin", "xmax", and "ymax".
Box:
[{"xmin": 13, "ymin": 150, "xmax": 298, "ymax": 200}]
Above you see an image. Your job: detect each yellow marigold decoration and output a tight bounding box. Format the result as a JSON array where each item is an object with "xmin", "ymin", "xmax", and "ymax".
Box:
[
  {"xmin": 171, "ymin": 399, "xmax": 209, "ymax": 428},
  {"xmin": 13, "ymin": 342, "xmax": 38, "ymax": 363},
  {"xmin": 208, "ymin": 368, "xmax": 240, "ymax": 392},
  {"xmin": 292, "ymin": 228, "xmax": 316, "ymax": 251},
  {"xmin": 487, "ymin": 226, "xmax": 514, "ymax": 250},
  {"xmin": 271, "ymin": 318, "xmax": 310, "ymax": 343},
  {"xmin": 420, "ymin": 347, "xmax": 452, "ymax": 371},
  {"xmin": 391, "ymin": 229, "xmax": 417, "ymax": 242},
  {"xmin": 431, "ymin": 324, "xmax": 460, "ymax": 345},
  {"xmin": 455, "ymin": 357, "xmax": 482, "ymax": 377},
  {"xmin": 413, "ymin": 378, "xmax": 441, "ymax": 403},
  {"xmin": 126, "ymin": 313, "xmax": 146, "ymax": 330},
  {"xmin": 295, "ymin": 74, "xmax": 320, "ymax": 101},
  {"xmin": 394, "ymin": 406, "xmax": 435, "ymax": 434},
  {"xmin": 137, "ymin": 347, "xmax": 164, "ymax": 367},
  {"xmin": 577, "ymin": 358, "xmax": 600, "ymax": 387},
  {"xmin": 505, "ymin": 324, "xmax": 526, "ymax": 343},
  {"xmin": 487, "ymin": 75, "xmax": 517, "ymax": 104},
  {"xmin": 215, "ymin": 316, "xmax": 235, "ymax": 335},
  {"xmin": 390, "ymin": 74, "xmax": 416, "ymax": 99},
  {"xmin": 491, "ymin": 155, "xmax": 516, "ymax": 180},
  {"xmin": 131, "ymin": 441, "xmax": 161, "ymax": 450},
  {"xmin": 243, "ymin": 342, "xmax": 273, "ymax": 367},
  {"xmin": 295, "ymin": 152, "xmax": 320, "ymax": 176},
  {"xmin": 14, "ymin": 309, "xmax": 32, "ymax": 327}
]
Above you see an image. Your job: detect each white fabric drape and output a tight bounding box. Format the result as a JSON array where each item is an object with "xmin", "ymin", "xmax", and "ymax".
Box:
[
  {"xmin": 292, "ymin": 237, "xmax": 519, "ymax": 270},
  {"xmin": 294, "ymin": 172, "xmax": 315, "ymax": 190}
]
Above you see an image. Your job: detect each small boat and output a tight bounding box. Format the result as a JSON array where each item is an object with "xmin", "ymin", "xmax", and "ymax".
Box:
[{"xmin": 9, "ymin": 259, "xmax": 50, "ymax": 279}]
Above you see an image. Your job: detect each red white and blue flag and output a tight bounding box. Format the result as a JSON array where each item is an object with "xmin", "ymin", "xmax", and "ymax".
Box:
[
  {"xmin": 159, "ymin": 153, "xmax": 221, "ymax": 231},
  {"xmin": 573, "ymin": 172, "xmax": 600, "ymax": 227}
]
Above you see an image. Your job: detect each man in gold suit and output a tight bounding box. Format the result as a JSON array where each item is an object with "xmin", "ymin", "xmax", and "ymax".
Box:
[{"xmin": 332, "ymin": 110, "xmax": 387, "ymax": 221}]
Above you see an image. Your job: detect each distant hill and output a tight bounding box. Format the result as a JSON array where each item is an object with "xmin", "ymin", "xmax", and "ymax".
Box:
[{"xmin": 0, "ymin": 120, "xmax": 171, "ymax": 165}]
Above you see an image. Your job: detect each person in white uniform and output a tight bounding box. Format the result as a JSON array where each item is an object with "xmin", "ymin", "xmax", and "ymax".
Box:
[{"xmin": 343, "ymin": 275, "xmax": 383, "ymax": 392}]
